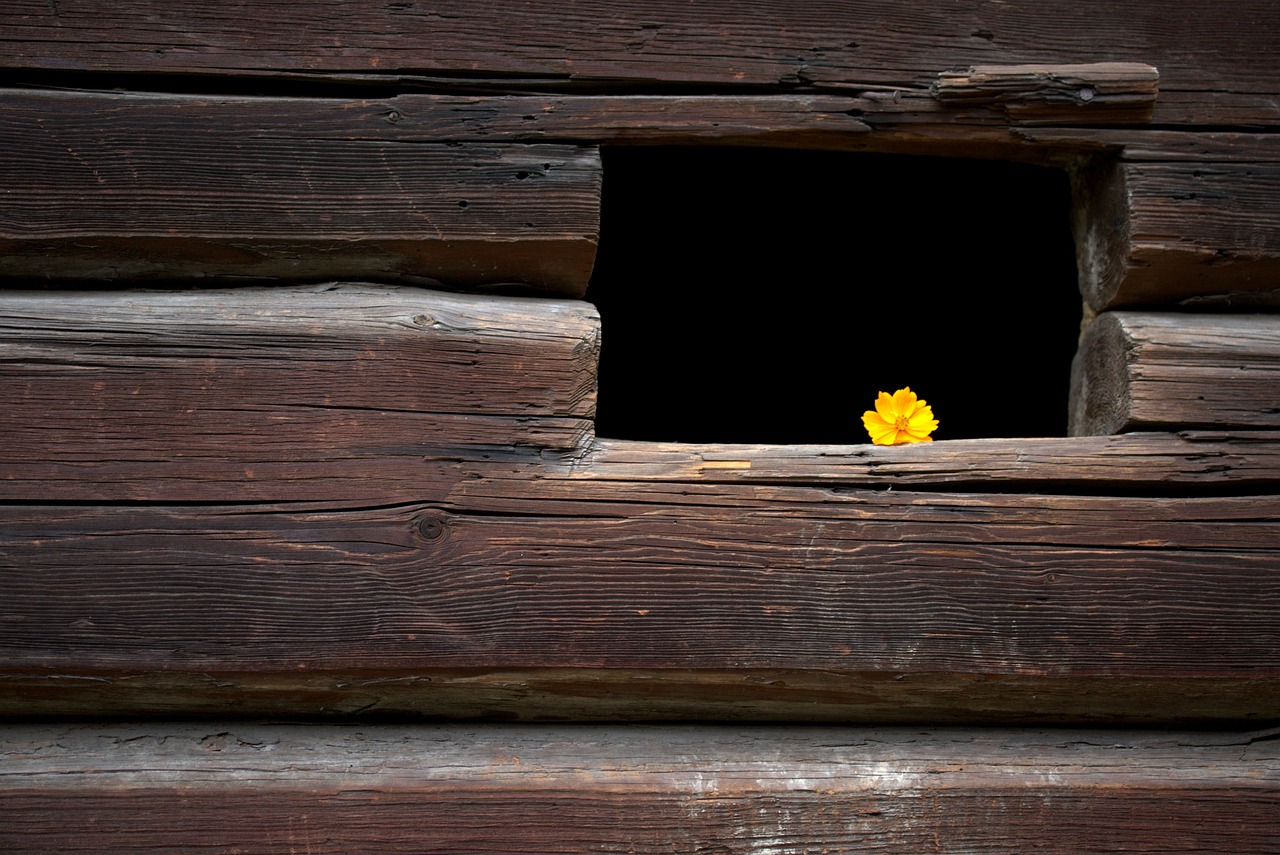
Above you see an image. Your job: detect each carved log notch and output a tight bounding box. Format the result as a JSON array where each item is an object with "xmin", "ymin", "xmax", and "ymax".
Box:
[
  {"xmin": 1071, "ymin": 150, "xmax": 1280, "ymax": 311},
  {"xmin": 1070, "ymin": 312, "xmax": 1280, "ymax": 435}
]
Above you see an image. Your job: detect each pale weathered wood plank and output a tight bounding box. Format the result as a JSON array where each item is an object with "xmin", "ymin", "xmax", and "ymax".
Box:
[
  {"xmin": 2, "ymin": 723, "xmax": 1277, "ymax": 853},
  {"xmin": 0, "ymin": 286, "xmax": 599, "ymax": 473},
  {"xmin": 1070, "ymin": 312, "xmax": 1280, "ymax": 435},
  {"xmin": 2, "ymin": 1, "xmax": 1276, "ymax": 126},
  {"xmin": 0, "ymin": 95, "xmax": 601, "ymax": 291}
]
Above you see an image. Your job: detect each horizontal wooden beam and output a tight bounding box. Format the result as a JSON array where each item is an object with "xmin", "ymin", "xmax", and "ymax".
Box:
[
  {"xmin": 7, "ymin": 88, "xmax": 1274, "ymax": 170},
  {"xmin": 4, "ymin": 668, "xmax": 1276, "ymax": 724},
  {"xmin": 7, "ymin": 91, "xmax": 1280, "ymax": 310},
  {"xmin": 1070, "ymin": 312, "xmax": 1280, "ymax": 435},
  {"xmin": 0, "ymin": 89, "xmax": 873, "ymax": 149},
  {"xmin": 0, "ymin": 286, "xmax": 599, "ymax": 470},
  {"xmin": 934, "ymin": 62, "xmax": 1159, "ymax": 123},
  {"xmin": 2, "ymin": 1, "xmax": 1276, "ymax": 126},
  {"xmin": 0, "ymin": 94, "xmax": 600, "ymax": 292},
  {"xmin": 2, "ymin": 723, "xmax": 1277, "ymax": 852},
  {"xmin": 576, "ymin": 432, "xmax": 1280, "ymax": 490},
  {"xmin": 8, "ymin": 286, "xmax": 1279, "ymax": 502},
  {"xmin": 7, "ymin": 428, "xmax": 1280, "ymax": 503},
  {"xmin": 1073, "ymin": 158, "xmax": 1280, "ymax": 309},
  {"xmin": 3, "ymin": 288, "xmax": 1278, "ymax": 721},
  {"xmin": 3, "ymin": 485, "xmax": 1277, "ymax": 721}
]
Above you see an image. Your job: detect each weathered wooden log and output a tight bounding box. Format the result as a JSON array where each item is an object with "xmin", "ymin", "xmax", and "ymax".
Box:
[
  {"xmin": 0, "ymin": 96, "xmax": 600, "ymax": 291},
  {"xmin": 15, "ymin": 88, "xmax": 1280, "ymax": 311},
  {"xmin": 2, "ymin": 487, "xmax": 1277, "ymax": 721},
  {"xmin": 576, "ymin": 432, "xmax": 1280, "ymax": 490},
  {"xmin": 3, "ymin": 286, "xmax": 1277, "ymax": 720},
  {"xmin": 1073, "ymin": 157, "xmax": 1280, "ymax": 309},
  {"xmin": 2, "ymin": 1, "xmax": 1276, "ymax": 126},
  {"xmin": 9, "ymin": 287, "xmax": 1280, "ymax": 502},
  {"xmin": 2, "ymin": 723, "xmax": 1277, "ymax": 853},
  {"xmin": 934, "ymin": 62, "xmax": 1159, "ymax": 123},
  {"xmin": 1070, "ymin": 312, "xmax": 1280, "ymax": 435},
  {"xmin": 0, "ymin": 89, "xmax": 871, "ymax": 150},
  {"xmin": 0, "ymin": 286, "xmax": 599, "ymax": 477},
  {"xmin": 10, "ymin": 429, "xmax": 1280, "ymax": 504}
]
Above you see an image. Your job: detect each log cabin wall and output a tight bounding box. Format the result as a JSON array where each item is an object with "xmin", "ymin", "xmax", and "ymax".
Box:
[{"xmin": 1, "ymin": 3, "xmax": 1278, "ymax": 851}]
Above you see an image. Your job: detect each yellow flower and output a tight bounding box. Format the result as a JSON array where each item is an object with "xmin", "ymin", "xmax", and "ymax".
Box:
[{"xmin": 862, "ymin": 387, "xmax": 939, "ymax": 445}]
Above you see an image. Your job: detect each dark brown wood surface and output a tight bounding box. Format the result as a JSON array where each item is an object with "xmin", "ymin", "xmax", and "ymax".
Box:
[
  {"xmin": 2, "ymin": 723, "xmax": 1277, "ymax": 853},
  {"xmin": 2, "ymin": 287, "xmax": 1277, "ymax": 721},
  {"xmin": 0, "ymin": 93, "xmax": 601, "ymax": 291},
  {"xmin": 0, "ymin": 286, "xmax": 599, "ymax": 478},
  {"xmin": 1075, "ymin": 159, "xmax": 1280, "ymax": 309},
  {"xmin": 3, "ymin": 488, "xmax": 1277, "ymax": 721},
  {"xmin": 3, "ymin": 1, "xmax": 1277, "ymax": 126},
  {"xmin": 6, "ymin": 89, "xmax": 1280, "ymax": 305},
  {"xmin": 2, "ymin": 4, "xmax": 1278, "ymax": 839},
  {"xmin": 0, "ymin": 88, "xmax": 874, "ymax": 149},
  {"xmin": 934, "ymin": 62, "xmax": 1159, "ymax": 124},
  {"xmin": 12, "ymin": 287, "xmax": 1280, "ymax": 503},
  {"xmin": 1071, "ymin": 312, "xmax": 1280, "ymax": 435}
]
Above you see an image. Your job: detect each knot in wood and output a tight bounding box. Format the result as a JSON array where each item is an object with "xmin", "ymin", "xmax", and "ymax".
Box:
[{"xmin": 414, "ymin": 512, "xmax": 447, "ymax": 542}]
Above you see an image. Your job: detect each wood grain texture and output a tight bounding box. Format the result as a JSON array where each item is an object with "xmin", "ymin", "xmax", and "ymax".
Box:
[
  {"xmin": 13, "ymin": 90, "xmax": 1280, "ymax": 309},
  {"xmin": 934, "ymin": 62, "xmax": 1158, "ymax": 123},
  {"xmin": 1070, "ymin": 312, "xmax": 1280, "ymax": 435},
  {"xmin": 2, "ymin": 723, "xmax": 1277, "ymax": 853},
  {"xmin": 2, "ymin": 1, "xmax": 1277, "ymax": 126},
  {"xmin": 0, "ymin": 285, "xmax": 599, "ymax": 472},
  {"xmin": 2, "ymin": 487, "xmax": 1277, "ymax": 720},
  {"xmin": 0, "ymin": 88, "xmax": 873, "ymax": 149},
  {"xmin": 574, "ymin": 432, "xmax": 1280, "ymax": 491},
  {"xmin": 0, "ymin": 94, "xmax": 600, "ymax": 291},
  {"xmin": 1074, "ymin": 158, "xmax": 1280, "ymax": 309},
  {"xmin": 9, "ymin": 285, "xmax": 1280, "ymax": 502},
  {"xmin": 5, "ymin": 668, "xmax": 1276, "ymax": 724}
]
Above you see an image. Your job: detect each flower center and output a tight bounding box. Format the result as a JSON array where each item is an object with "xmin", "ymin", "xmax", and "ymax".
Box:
[{"xmin": 894, "ymin": 414, "xmax": 912, "ymax": 431}]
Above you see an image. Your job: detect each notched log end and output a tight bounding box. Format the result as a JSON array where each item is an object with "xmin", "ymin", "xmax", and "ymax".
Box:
[
  {"xmin": 1071, "ymin": 155, "xmax": 1131, "ymax": 312},
  {"xmin": 1070, "ymin": 313, "xmax": 1134, "ymax": 436}
]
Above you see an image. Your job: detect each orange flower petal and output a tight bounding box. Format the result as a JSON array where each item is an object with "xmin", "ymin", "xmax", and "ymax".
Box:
[
  {"xmin": 908, "ymin": 407, "xmax": 938, "ymax": 431},
  {"xmin": 891, "ymin": 387, "xmax": 916, "ymax": 416},
  {"xmin": 874, "ymin": 392, "xmax": 896, "ymax": 421},
  {"xmin": 867, "ymin": 423, "xmax": 898, "ymax": 444}
]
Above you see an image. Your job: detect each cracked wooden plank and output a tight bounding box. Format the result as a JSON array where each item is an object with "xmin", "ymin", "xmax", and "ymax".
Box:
[
  {"xmin": 934, "ymin": 62, "xmax": 1159, "ymax": 123},
  {"xmin": 1070, "ymin": 312, "xmax": 1280, "ymax": 435},
  {"xmin": 0, "ymin": 286, "xmax": 600, "ymax": 478},
  {"xmin": 0, "ymin": 95, "xmax": 600, "ymax": 291},
  {"xmin": 0, "ymin": 89, "xmax": 872, "ymax": 149},
  {"xmin": 8, "ymin": 286, "xmax": 1279, "ymax": 502},
  {"xmin": 5, "ymin": 90, "xmax": 1280, "ymax": 311},
  {"xmin": 1, "ymin": 723, "xmax": 1277, "ymax": 852},
  {"xmin": 2, "ymin": 1, "xmax": 1277, "ymax": 125},
  {"xmin": 1073, "ymin": 157, "xmax": 1280, "ymax": 309},
  {"xmin": 1, "ymin": 486, "xmax": 1277, "ymax": 721}
]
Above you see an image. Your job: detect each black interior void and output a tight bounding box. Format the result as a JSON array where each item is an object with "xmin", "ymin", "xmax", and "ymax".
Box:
[{"xmin": 587, "ymin": 147, "xmax": 1081, "ymax": 444}]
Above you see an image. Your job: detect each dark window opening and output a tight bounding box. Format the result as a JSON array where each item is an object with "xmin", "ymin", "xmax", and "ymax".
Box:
[{"xmin": 587, "ymin": 147, "xmax": 1081, "ymax": 444}]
